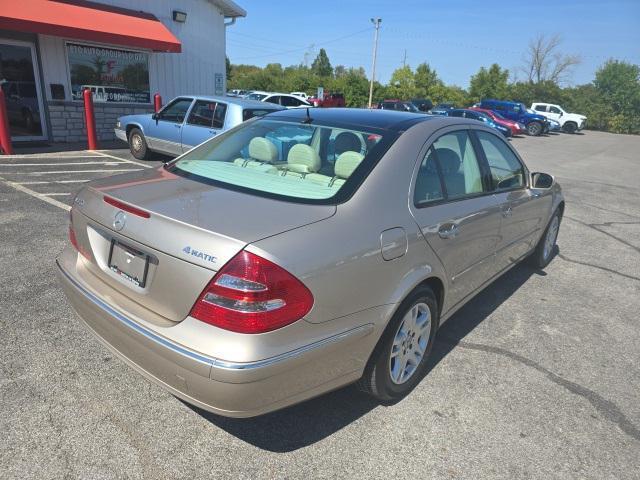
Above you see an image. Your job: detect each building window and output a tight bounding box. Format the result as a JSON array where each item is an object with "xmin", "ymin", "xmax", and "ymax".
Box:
[{"xmin": 67, "ymin": 43, "xmax": 150, "ymax": 104}]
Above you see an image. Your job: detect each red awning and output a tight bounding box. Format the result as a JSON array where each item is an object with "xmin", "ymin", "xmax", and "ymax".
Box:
[{"xmin": 0, "ymin": 0, "xmax": 181, "ymax": 53}]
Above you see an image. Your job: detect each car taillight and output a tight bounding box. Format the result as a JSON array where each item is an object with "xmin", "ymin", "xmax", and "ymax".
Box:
[
  {"xmin": 190, "ymin": 251, "xmax": 314, "ymax": 334},
  {"xmin": 69, "ymin": 209, "xmax": 90, "ymax": 259}
]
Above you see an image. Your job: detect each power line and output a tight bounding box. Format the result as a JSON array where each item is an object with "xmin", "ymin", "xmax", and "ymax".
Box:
[{"xmin": 231, "ymin": 27, "xmax": 372, "ymax": 61}]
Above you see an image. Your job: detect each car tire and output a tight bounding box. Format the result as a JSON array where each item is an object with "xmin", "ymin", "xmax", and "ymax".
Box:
[
  {"xmin": 527, "ymin": 121, "xmax": 543, "ymax": 136},
  {"xmin": 128, "ymin": 128, "xmax": 151, "ymax": 160},
  {"xmin": 529, "ymin": 209, "xmax": 562, "ymax": 269},
  {"xmin": 357, "ymin": 285, "xmax": 438, "ymax": 402},
  {"xmin": 563, "ymin": 122, "xmax": 577, "ymax": 134}
]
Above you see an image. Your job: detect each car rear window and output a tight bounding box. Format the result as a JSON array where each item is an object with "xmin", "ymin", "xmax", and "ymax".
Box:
[{"xmin": 169, "ymin": 119, "xmax": 395, "ymax": 204}]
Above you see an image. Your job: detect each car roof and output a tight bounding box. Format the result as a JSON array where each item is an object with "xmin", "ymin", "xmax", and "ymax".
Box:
[
  {"xmin": 182, "ymin": 95, "xmax": 284, "ymax": 109},
  {"xmin": 262, "ymin": 107, "xmax": 460, "ymax": 132}
]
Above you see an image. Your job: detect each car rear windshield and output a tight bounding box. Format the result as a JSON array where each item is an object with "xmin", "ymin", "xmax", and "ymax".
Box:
[{"xmin": 169, "ymin": 119, "xmax": 396, "ymax": 204}]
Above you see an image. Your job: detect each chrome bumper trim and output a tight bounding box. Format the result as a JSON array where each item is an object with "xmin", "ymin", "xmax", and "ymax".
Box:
[
  {"xmin": 114, "ymin": 128, "xmax": 127, "ymax": 142},
  {"xmin": 57, "ymin": 260, "xmax": 373, "ymax": 372}
]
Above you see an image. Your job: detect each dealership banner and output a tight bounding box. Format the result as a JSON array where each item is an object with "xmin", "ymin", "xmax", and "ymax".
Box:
[{"xmin": 67, "ymin": 43, "xmax": 150, "ymax": 103}]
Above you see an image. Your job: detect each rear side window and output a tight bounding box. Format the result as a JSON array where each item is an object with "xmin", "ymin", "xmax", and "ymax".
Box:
[
  {"xmin": 535, "ymin": 105, "xmax": 547, "ymax": 112},
  {"xmin": 476, "ymin": 131, "xmax": 525, "ymax": 190},
  {"xmin": 281, "ymin": 96, "xmax": 304, "ymax": 107},
  {"xmin": 265, "ymin": 96, "xmax": 281, "ymax": 105},
  {"xmin": 419, "ymin": 131, "xmax": 484, "ymax": 201},
  {"xmin": 414, "ymin": 146, "xmax": 445, "ymax": 205},
  {"xmin": 187, "ymin": 101, "xmax": 227, "ymax": 129}
]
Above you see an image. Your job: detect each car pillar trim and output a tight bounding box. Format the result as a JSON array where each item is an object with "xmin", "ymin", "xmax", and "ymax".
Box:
[{"xmin": 57, "ymin": 260, "xmax": 373, "ymax": 372}]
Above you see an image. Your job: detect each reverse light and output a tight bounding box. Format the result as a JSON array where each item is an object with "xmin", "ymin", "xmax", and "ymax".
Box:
[{"xmin": 190, "ymin": 251, "xmax": 314, "ymax": 334}]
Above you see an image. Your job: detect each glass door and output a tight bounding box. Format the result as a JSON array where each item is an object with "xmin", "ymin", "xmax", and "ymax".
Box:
[{"xmin": 0, "ymin": 39, "xmax": 47, "ymax": 141}]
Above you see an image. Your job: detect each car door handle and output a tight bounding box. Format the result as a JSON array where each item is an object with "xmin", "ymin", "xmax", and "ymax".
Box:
[
  {"xmin": 501, "ymin": 206, "xmax": 513, "ymax": 218},
  {"xmin": 438, "ymin": 223, "xmax": 459, "ymax": 239}
]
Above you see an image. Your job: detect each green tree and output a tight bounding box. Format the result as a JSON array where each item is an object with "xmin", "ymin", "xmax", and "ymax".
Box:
[
  {"xmin": 311, "ymin": 48, "xmax": 333, "ymax": 78},
  {"xmin": 469, "ymin": 64, "xmax": 509, "ymax": 102},
  {"xmin": 387, "ymin": 65, "xmax": 417, "ymax": 99},
  {"xmin": 594, "ymin": 61, "xmax": 640, "ymax": 113},
  {"xmin": 414, "ymin": 63, "xmax": 441, "ymax": 98}
]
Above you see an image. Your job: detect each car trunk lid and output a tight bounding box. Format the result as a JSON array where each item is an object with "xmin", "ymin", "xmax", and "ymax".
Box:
[{"xmin": 70, "ymin": 167, "xmax": 335, "ymax": 322}]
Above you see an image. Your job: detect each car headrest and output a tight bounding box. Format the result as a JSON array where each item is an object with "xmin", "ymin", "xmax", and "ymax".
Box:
[
  {"xmin": 435, "ymin": 148, "xmax": 460, "ymax": 174},
  {"xmin": 335, "ymin": 151, "xmax": 364, "ymax": 179},
  {"xmin": 287, "ymin": 144, "xmax": 321, "ymax": 173},
  {"xmin": 334, "ymin": 131, "xmax": 362, "ymax": 155},
  {"xmin": 249, "ymin": 137, "xmax": 278, "ymax": 163}
]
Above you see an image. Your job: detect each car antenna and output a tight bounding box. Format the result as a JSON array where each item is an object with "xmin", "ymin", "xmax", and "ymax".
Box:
[{"xmin": 302, "ymin": 107, "xmax": 313, "ymax": 124}]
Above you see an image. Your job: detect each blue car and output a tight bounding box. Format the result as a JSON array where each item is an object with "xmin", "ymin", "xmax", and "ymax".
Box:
[
  {"xmin": 447, "ymin": 109, "xmax": 512, "ymax": 137},
  {"xmin": 115, "ymin": 95, "xmax": 285, "ymax": 159},
  {"xmin": 479, "ymin": 99, "xmax": 549, "ymax": 136}
]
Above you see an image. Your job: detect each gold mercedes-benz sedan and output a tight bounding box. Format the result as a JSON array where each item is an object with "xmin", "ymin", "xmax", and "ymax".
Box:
[{"xmin": 57, "ymin": 108, "xmax": 563, "ymax": 417}]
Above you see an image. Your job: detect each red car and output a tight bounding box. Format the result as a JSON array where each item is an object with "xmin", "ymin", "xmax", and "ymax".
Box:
[
  {"xmin": 469, "ymin": 107, "xmax": 526, "ymax": 136},
  {"xmin": 308, "ymin": 92, "xmax": 345, "ymax": 108}
]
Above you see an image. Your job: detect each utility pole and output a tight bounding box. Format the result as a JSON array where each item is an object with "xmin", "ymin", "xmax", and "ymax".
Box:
[
  {"xmin": 368, "ymin": 18, "xmax": 381, "ymax": 108},
  {"xmin": 402, "ymin": 49, "xmax": 407, "ymax": 67}
]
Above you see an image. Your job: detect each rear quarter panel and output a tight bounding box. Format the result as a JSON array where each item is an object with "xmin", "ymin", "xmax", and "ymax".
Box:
[{"xmin": 249, "ymin": 120, "xmax": 450, "ymax": 327}]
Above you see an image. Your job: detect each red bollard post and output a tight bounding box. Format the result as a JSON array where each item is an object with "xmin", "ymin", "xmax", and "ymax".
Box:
[
  {"xmin": 154, "ymin": 93, "xmax": 162, "ymax": 113},
  {"xmin": 83, "ymin": 88, "xmax": 98, "ymax": 150},
  {"xmin": 0, "ymin": 88, "xmax": 13, "ymax": 155}
]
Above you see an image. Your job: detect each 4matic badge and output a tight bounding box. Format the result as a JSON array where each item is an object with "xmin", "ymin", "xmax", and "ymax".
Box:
[{"xmin": 182, "ymin": 246, "xmax": 216, "ymax": 264}]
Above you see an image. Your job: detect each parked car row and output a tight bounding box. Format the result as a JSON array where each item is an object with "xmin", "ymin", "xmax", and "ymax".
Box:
[
  {"xmin": 227, "ymin": 89, "xmax": 347, "ymax": 109},
  {"xmin": 429, "ymin": 99, "xmax": 586, "ymax": 136},
  {"xmin": 116, "ymin": 92, "xmax": 587, "ymax": 161}
]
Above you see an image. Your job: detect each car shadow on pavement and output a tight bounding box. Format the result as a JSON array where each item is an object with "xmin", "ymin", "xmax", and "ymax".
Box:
[{"xmin": 188, "ymin": 254, "xmax": 553, "ymax": 452}]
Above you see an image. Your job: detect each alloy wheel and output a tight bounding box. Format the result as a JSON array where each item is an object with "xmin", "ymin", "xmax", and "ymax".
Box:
[
  {"xmin": 543, "ymin": 215, "xmax": 560, "ymax": 260},
  {"xmin": 389, "ymin": 302, "xmax": 431, "ymax": 385}
]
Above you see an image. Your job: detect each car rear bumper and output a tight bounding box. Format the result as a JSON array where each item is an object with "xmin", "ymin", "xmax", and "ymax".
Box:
[
  {"xmin": 114, "ymin": 128, "xmax": 127, "ymax": 142},
  {"xmin": 56, "ymin": 255, "xmax": 375, "ymax": 417}
]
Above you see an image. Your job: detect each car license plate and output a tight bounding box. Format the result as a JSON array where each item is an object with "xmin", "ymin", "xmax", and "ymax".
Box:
[{"xmin": 108, "ymin": 239, "xmax": 150, "ymax": 288}]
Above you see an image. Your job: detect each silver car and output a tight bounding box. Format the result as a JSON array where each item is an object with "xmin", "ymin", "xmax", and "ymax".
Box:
[{"xmin": 58, "ymin": 109, "xmax": 564, "ymax": 417}]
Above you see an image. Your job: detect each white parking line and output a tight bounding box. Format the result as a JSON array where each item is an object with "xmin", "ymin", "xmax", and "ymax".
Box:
[
  {"xmin": 39, "ymin": 193, "xmax": 70, "ymax": 196},
  {"xmin": 0, "ymin": 154, "xmax": 103, "ymax": 159},
  {"xmin": 21, "ymin": 169, "xmax": 142, "ymax": 175},
  {"xmin": 16, "ymin": 180, "xmax": 91, "ymax": 185},
  {"xmin": 0, "ymin": 176, "xmax": 70, "ymax": 211},
  {"xmin": 92, "ymin": 150, "xmax": 153, "ymax": 168},
  {"xmin": 0, "ymin": 161, "xmax": 123, "ymax": 167}
]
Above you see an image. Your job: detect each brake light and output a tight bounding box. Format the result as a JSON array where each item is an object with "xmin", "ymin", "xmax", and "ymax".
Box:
[
  {"xmin": 69, "ymin": 209, "xmax": 90, "ymax": 259},
  {"xmin": 190, "ymin": 251, "xmax": 314, "ymax": 334},
  {"xmin": 103, "ymin": 196, "xmax": 150, "ymax": 218}
]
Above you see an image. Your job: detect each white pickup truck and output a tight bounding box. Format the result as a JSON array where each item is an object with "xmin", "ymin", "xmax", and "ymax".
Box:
[{"xmin": 531, "ymin": 103, "xmax": 587, "ymax": 134}]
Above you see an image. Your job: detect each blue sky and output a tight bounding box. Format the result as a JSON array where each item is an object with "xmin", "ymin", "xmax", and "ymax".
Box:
[{"xmin": 226, "ymin": 0, "xmax": 640, "ymax": 87}]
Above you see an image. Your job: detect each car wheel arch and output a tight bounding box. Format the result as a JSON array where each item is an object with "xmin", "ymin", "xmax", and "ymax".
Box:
[{"xmin": 126, "ymin": 123, "xmax": 145, "ymax": 138}]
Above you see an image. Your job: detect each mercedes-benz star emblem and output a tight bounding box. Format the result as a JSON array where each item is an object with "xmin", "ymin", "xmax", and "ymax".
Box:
[{"xmin": 113, "ymin": 211, "xmax": 127, "ymax": 231}]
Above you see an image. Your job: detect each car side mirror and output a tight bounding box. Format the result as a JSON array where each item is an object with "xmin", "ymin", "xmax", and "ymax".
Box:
[
  {"xmin": 532, "ymin": 172, "xmax": 554, "ymax": 189},
  {"xmin": 559, "ymin": 112, "xmax": 563, "ymax": 117},
  {"xmin": 152, "ymin": 112, "xmax": 158, "ymax": 120}
]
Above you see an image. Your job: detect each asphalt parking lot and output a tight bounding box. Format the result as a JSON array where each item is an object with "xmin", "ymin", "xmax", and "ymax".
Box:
[{"xmin": 1, "ymin": 131, "xmax": 639, "ymax": 479}]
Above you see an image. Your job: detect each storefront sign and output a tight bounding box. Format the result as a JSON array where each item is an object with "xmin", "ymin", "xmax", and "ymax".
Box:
[{"xmin": 67, "ymin": 43, "xmax": 150, "ymax": 104}]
